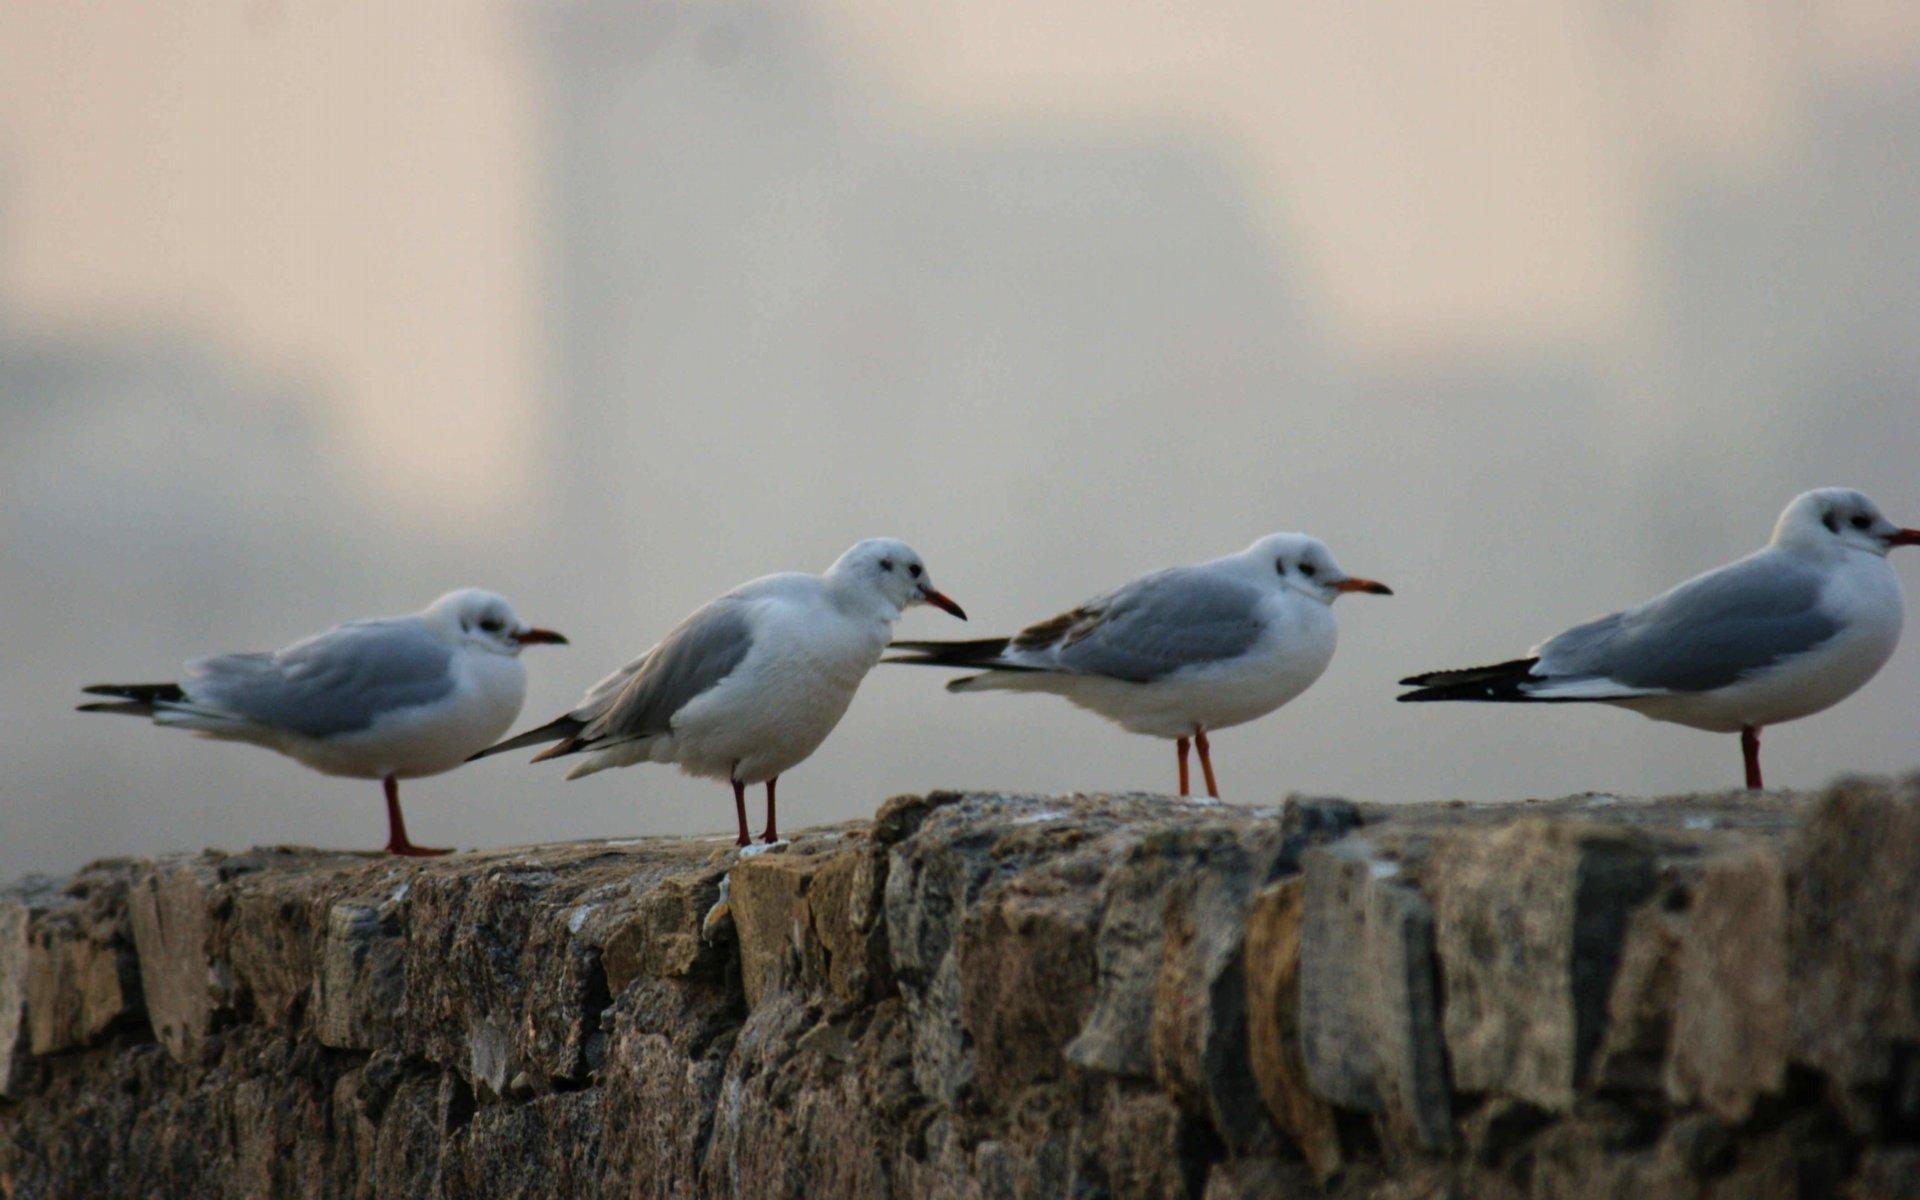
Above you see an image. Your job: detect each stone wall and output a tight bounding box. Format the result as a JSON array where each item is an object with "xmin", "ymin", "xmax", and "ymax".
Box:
[{"xmin": 3, "ymin": 778, "xmax": 1919, "ymax": 1198}]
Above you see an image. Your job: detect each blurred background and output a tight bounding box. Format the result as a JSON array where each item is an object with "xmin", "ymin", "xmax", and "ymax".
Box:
[{"xmin": 3, "ymin": 1, "xmax": 1919, "ymax": 880}]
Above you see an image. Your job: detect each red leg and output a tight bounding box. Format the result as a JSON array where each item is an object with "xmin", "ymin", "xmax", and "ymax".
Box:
[
  {"xmin": 1741, "ymin": 726, "xmax": 1763, "ymax": 791},
  {"xmin": 383, "ymin": 776, "xmax": 450, "ymax": 857},
  {"xmin": 1194, "ymin": 728, "xmax": 1220, "ymax": 799},
  {"xmin": 731, "ymin": 779, "xmax": 751, "ymax": 847},
  {"xmin": 1176, "ymin": 736, "xmax": 1191, "ymax": 796},
  {"xmin": 761, "ymin": 777, "xmax": 780, "ymax": 844}
]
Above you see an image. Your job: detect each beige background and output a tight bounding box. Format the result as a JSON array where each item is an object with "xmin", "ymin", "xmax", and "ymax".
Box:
[{"xmin": 3, "ymin": 1, "xmax": 1918, "ymax": 879}]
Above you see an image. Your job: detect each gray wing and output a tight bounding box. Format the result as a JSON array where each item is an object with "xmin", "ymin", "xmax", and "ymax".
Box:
[
  {"xmin": 184, "ymin": 618, "xmax": 457, "ymax": 737},
  {"xmin": 576, "ymin": 599, "xmax": 756, "ymax": 742},
  {"xmin": 1536, "ymin": 550, "xmax": 1839, "ymax": 693},
  {"xmin": 1043, "ymin": 567, "xmax": 1268, "ymax": 683}
]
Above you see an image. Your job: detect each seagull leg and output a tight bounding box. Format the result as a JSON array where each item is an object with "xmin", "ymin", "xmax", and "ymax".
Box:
[
  {"xmin": 731, "ymin": 779, "xmax": 751, "ymax": 847},
  {"xmin": 383, "ymin": 775, "xmax": 450, "ymax": 857},
  {"xmin": 761, "ymin": 777, "xmax": 780, "ymax": 844},
  {"xmin": 1741, "ymin": 726, "xmax": 1763, "ymax": 791},
  {"xmin": 1194, "ymin": 728, "xmax": 1220, "ymax": 799},
  {"xmin": 1176, "ymin": 736, "xmax": 1191, "ymax": 796}
]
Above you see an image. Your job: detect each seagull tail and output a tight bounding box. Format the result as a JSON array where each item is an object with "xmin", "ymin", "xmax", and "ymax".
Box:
[
  {"xmin": 885, "ymin": 637, "xmax": 1015, "ymax": 667},
  {"xmin": 1396, "ymin": 658, "xmax": 1546, "ymax": 703},
  {"xmin": 468, "ymin": 714, "xmax": 586, "ymax": 762},
  {"xmin": 77, "ymin": 682, "xmax": 187, "ymax": 718},
  {"xmin": 888, "ymin": 638, "xmax": 1057, "ymax": 694}
]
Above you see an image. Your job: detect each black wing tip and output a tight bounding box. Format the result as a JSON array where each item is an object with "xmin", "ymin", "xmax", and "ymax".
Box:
[
  {"xmin": 1395, "ymin": 658, "xmax": 1542, "ymax": 703},
  {"xmin": 468, "ymin": 715, "xmax": 587, "ymax": 762},
  {"xmin": 81, "ymin": 682, "xmax": 185, "ymax": 702},
  {"xmin": 883, "ymin": 637, "xmax": 1013, "ymax": 668}
]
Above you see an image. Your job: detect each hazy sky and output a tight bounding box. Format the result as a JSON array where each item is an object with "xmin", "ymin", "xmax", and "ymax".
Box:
[{"xmin": 3, "ymin": 2, "xmax": 1918, "ymax": 880}]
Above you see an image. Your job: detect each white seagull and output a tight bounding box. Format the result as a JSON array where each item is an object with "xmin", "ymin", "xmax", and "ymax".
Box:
[
  {"xmin": 1398, "ymin": 488, "xmax": 1919, "ymax": 789},
  {"xmin": 886, "ymin": 533, "xmax": 1392, "ymax": 799},
  {"xmin": 78, "ymin": 589, "xmax": 568, "ymax": 855},
  {"xmin": 471, "ymin": 539, "xmax": 966, "ymax": 845}
]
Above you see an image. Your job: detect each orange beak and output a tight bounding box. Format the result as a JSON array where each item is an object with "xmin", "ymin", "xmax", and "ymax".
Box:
[
  {"xmin": 1333, "ymin": 576, "xmax": 1393, "ymax": 596},
  {"xmin": 919, "ymin": 588, "xmax": 968, "ymax": 620},
  {"xmin": 1890, "ymin": 528, "xmax": 1920, "ymax": 548},
  {"xmin": 513, "ymin": 627, "xmax": 569, "ymax": 645}
]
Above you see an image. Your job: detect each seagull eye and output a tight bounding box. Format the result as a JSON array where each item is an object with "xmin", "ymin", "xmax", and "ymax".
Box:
[
  {"xmin": 908, "ymin": 563, "xmax": 922, "ymax": 578},
  {"xmin": 479, "ymin": 618, "xmax": 504, "ymax": 633},
  {"xmin": 1850, "ymin": 515, "xmax": 1873, "ymax": 530},
  {"xmin": 878, "ymin": 558, "xmax": 894, "ymax": 572},
  {"xmin": 1299, "ymin": 562, "xmax": 1317, "ymax": 577}
]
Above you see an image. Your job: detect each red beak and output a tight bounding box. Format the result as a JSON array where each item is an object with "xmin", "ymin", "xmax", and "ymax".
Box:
[
  {"xmin": 1333, "ymin": 576, "xmax": 1394, "ymax": 595},
  {"xmin": 513, "ymin": 627, "xmax": 569, "ymax": 645},
  {"xmin": 1890, "ymin": 528, "xmax": 1920, "ymax": 548},
  {"xmin": 920, "ymin": 588, "xmax": 967, "ymax": 621}
]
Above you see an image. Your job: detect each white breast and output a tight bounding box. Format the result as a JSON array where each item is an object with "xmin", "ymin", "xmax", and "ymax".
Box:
[
  {"xmin": 291, "ymin": 650, "xmax": 529, "ymax": 780},
  {"xmin": 654, "ymin": 597, "xmax": 890, "ymax": 785},
  {"xmin": 1056, "ymin": 592, "xmax": 1337, "ymax": 738},
  {"xmin": 1629, "ymin": 555, "xmax": 1904, "ymax": 732}
]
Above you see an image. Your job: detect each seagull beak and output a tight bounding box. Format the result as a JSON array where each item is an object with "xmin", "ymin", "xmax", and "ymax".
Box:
[
  {"xmin": 919, "ymin": 588, "xmax": 968, "ymax": 621},
  {"xmin": 513, "ymin": 627, "xmax": 570, "ymax": 646},
  {"xmin": 1889, "ymin": 528, "xmax": 1920, "ymax": 548},
  {"xmin": 1333, "ymin": 576, "xmax": 1394, "ymax": 596}
]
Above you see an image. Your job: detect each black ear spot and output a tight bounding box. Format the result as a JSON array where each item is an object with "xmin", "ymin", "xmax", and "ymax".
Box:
[
  {"xmin": 878, "ymin": 558, "xmax": 894, "ymax": 572},
  {"xmin": 1822, "ymin": 511, "xmax": 1840, "ymax": 534}
]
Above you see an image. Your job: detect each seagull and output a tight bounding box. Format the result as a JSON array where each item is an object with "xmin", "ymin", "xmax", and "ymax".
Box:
[
  {"xmin": 78, "ymin": 589, "xmax": 567, "ymax": 856},
  {"xmin": 1398, "ymin": 488, "xmax": 1919, "ymax": 789},
  {"xmin": 886, "ymin": 533, "xmax": 1392, "ymax": 799},
  {"xmin": 471, "ymin": 538, "xmax": 966, "ymax": 846}
]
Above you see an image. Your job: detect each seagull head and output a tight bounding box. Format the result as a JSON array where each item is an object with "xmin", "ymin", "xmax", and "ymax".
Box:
[
  {"xmin": 1240, "ymin": 532, "xmax": 1393, "ymax": 606},
  {"xmin": 827, "ymin": 538, "xmax": 966, "ymax": 621},
  {"xmin": 1774, "ymin": 489, "xmax": 1920, "ymax": 559},
  {"xmin": 425, "ymin": 588, "xmax": 569, "ymax": 656}
]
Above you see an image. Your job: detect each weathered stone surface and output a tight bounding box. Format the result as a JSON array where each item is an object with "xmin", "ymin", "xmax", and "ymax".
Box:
[
  {"xmin": 1299, "ymin": 835, "xmax": 1452, "ymax": 1152},
  {"xmin": 1, "ymin": 875, "xmax": 81, "ymax": 1090},
  {"xmin": 127, "ymin": 854, "xmax": 224, "ymax": 1062},
  {"xmin": 1788, "ymin": 776, "xmax": 1920, "ymax": 1100},
  {"xmin": 1665, "ymin": 847, "xmax": 1788, "ymax": 1122},
  {"xmin": 314, "ymin": 897, "xmax": 404, "ymax": 1050},
  {"xmin": 956, "ymin": 852, "xmax": 1100, "ymax": 1097},
  {"xmin": 23, "ymin": 870, "xmax": 143, "ymax": 1061},
  {"xmin": 1429, "ymin": 818, "xmax": 1660, "ymax": 1111},
  {"xmin": 1146, "ymin": 824, "xmax": 1287, "ymax": 1156},
  {"xmin": 1, "ymin": 783, "xmax": 1913, "ymax": 1198},
  {"xmin": 601, "ymin": 861, "xmax": 729, "ymax": 991},
  {"xmin": 1243, "ymin": 877, "xmax": 1341, "ymax": 1180}
]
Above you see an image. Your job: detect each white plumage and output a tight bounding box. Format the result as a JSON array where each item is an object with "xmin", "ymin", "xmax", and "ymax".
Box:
[
  {"xmin": 477, "ymin": 538, "xmax": 966, "ymax": 845},
  {"xmin": 889, "ymin": 532, "xmax": 1392, "ymax": 798},
  {"xmin": 80, "ymin": 588, "xmax": 568, "ymax": 855},
  {"xmin": 1400, "ymin": 487, "xmax": 1919, "ymax": 788}
]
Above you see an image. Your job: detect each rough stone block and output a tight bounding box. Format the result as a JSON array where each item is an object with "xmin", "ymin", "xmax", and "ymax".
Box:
[
  {"xmin": 1147, "ymin": 826, "xmax": 1287, "ymax": 1156},
  {"xmin": 1788, "ymin": 776, "xmax": 1920, "ymax": 1098},
  {"xmin": 128, "ymin": 856, "xmax": 224, "ymax": 1062},
  {"xmin": 1243, "ymin": 877, "xmax": 1341, "ymax": 1180},
  {"xmin": 1429, "ymin": 817, "xmax": 1659, "ymax": 1110},
  {"xmin": 600, "ymin": 862, "xmax": 729, "ymax": 994},
  {"xmin": 0, "ymin": 875, "xmax": 73, "ymax": 1096},
  {"xmin": 314, "ymin": 898, "xmax": 404, "ymax": 1050},
  {"xmin": 1666, "ymin": 847, "xmax": 1788, "ymax": 1122},
  {"xmin": 1299, "ymin": 836, "xmax": 1451, "ymax": 1152},
  {"xmin": 957, "ymin": 856, "xmax": 1101, "ymax": 1098}
]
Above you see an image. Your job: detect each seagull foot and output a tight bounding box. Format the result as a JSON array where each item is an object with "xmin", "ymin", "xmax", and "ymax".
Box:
[{"xmin": 386, "ymin": 842, "xmax": 453, "ymax": 857}]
